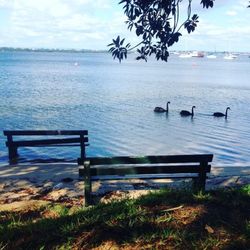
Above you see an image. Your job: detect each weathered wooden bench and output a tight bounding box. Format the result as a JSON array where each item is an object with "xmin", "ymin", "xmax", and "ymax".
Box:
[
  {"xmin": 3, "ymin": 130, "xmax": 88, "ymax": 163},
  {"xmin": 78, "ymin": 154, "xmax": 213, "ymax": 206}
]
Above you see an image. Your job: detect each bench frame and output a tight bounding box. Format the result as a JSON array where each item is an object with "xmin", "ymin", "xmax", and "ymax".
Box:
[
  {"xmin": 3, "ymin": 130, "xmax": 88, "ymax": 163},
  {"xmin": 78, "ymin": 154, "xmax": 213, "ymax": 206}
]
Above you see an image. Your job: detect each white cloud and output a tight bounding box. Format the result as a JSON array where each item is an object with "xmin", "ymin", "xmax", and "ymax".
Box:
[
  {"xmin": 226, "ymin": 10, "xmax": 238, "ymax": 16},
  {"xmin": 0, "ymin": 0, "xmax": 13, "ymax": 7},
  {"xmin": 0, "ymin": 0, "xmax": 120, "ymax": 48},
  {"xmin": 0, "ymin": 0, "xmax": 249, "ymax": 51}
]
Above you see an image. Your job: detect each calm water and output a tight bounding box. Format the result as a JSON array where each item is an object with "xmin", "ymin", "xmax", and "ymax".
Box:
[{"xmin": 0, "ymin": 51, "xmax": 250, "ymax": 167}]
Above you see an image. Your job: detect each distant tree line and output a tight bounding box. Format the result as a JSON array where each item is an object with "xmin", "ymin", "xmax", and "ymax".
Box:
[{"xmin": 0, "ymin": 47, "xmax": 106, "ymax": 53}]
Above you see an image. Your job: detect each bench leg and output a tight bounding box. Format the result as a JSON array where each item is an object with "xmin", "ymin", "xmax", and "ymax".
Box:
[
  {"xmin": 84, "ymin": 161, "xmax": 92, "ymax": 206},
  {"xmin": 193, "ymin": 163, "xmax": 207, "ymax": 192},
  {"xmin": 192, "ymin": 175, "xmax": 206, "ymax": 193},
  {"xmin": 198, "ymin": 172, "xmax": 206, "ymax": 192},
  {"xmin": 8, "ymin": 146, "xmax": 18, "ymax": 164}
]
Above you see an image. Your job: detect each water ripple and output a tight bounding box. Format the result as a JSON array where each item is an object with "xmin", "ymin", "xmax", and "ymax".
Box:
[{"xmin": 0, "ymin": 52, "xmax": 250, "ymax": 167}]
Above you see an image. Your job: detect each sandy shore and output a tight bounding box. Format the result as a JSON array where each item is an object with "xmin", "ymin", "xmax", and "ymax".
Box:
[{"xmin": 0, "ymin": 163, "xmax": 250, "ymax": 210}]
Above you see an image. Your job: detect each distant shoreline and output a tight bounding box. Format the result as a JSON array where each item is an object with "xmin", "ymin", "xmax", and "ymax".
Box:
[
  {"xmin": 0, "ymin": 47, "xmax": 108, "ymax": 53},
  {"xmin": 1, "ymin": 47, "xmax": 249, "ymax": 55}
]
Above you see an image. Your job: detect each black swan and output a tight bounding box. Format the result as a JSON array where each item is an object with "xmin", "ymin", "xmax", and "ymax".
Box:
[
  {"xmin": 213, "ymin": 107, "xmax": 230, "ymax": 117},
  {"xmin": 154, "ymin": 101, "xmax": 170, "ymax": 113},
  {"xmin": 180, "ymin": 106, "xmax": 196, "ymax": 116}
]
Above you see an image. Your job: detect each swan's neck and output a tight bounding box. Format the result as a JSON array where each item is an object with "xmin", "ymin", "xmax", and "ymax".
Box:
[
  {"xmin": 225, "ymin": 108, "xmax": 228, "ymax": 117},
  {"xmin": 192, "ymin": 107, "xmax": 194, "ymax": 115},
  {"xmin": 166, "ymin": 103, "xmax": 169, "ymax": 112}
]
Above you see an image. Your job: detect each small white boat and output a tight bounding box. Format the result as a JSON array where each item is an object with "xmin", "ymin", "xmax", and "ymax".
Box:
[
  {"xmin": 224, "ymin": 54, "xmax": 237, "ymax": 60},
  {"xmin": 179, "ymin": 53, "xmax": 192, "ymax": 58},
  {"xmin": 207, "ymin": 54, "xmax": 217, "ymax": 59},
  {"xmin": 191, "ymin": 51, "xmax": 204, "ymax": 58}
]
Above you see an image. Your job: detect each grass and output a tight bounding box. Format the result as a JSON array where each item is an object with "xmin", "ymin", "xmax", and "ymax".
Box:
[{"xmin": 0, "ymin": 185, "xmax": 249, "ymax": 250}]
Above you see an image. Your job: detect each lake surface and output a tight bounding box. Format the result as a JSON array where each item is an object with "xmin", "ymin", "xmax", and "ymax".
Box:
[{"xmin": 0, "ymin": 51, "xmax": 250, "ymax": 167}]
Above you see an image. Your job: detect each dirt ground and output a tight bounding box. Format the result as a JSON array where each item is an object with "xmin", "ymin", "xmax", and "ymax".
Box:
[{"xmin": 0, "ymin": 163, "xmax": 250, "ymax": 210}]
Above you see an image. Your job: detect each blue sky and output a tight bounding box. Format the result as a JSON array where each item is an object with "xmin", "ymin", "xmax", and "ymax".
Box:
[{"xmin": 0, "ymin": 0, "xmax": 249, "ymax": 52}]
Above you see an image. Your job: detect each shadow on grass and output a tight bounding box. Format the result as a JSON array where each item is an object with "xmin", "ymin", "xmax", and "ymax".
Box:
[{"xmin": 0, "ymin": 185, "xmax": 249, "ymax": 249}]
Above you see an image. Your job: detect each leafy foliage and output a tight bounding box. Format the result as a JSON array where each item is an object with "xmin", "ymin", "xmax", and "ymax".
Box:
[
  {"xmin": 201, "ymin": 0, "xmax": 214, "ymax": 8},
  {"xmin": 108, "ymin": 0, "xmax": 215, "ymax": 62},
  {"xmin": 184, "ymin": 14, "xmax": 199, "ymax": 34},
  {"xmin": 108, "ymin": 36, "xmax": 130, "ymax": 62}
]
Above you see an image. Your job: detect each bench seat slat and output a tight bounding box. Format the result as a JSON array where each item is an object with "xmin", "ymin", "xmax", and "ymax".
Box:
[
  {"xmin": 26, "ymin": 144, "xmax": 83, "ymax": 147},
  {"xmin": 91, "ymin": 173, "xmax": 200, "ymax": 181},
  {"xmin": 82, "ymin": 164, "xmax": 211, "ymax": 176},
  {"xmin": 6, "ymin": 137, "xmax": 88, "ymax": 147},
  {"xmin": 84, "ymin": 154, "xmax": 213, "ymax": 165},
  {"xmin": 3, "ymin": 130, "xmax": 88, "ymax": 136}
]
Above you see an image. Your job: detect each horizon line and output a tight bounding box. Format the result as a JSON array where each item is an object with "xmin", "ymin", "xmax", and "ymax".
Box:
[{"xmin": 0, "ymin": 47, "xmax": 250, "ymax": 54}]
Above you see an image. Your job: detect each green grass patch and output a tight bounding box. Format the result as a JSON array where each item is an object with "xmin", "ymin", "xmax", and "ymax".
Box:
[{"xmin": 0, "ymin": 185, "xmax": 249, "ymax": 249}]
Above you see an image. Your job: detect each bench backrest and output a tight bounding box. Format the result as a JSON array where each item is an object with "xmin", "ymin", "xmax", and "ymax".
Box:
[
  {"xmin": 79, "ymin": 154, "xmax": 213, "ymax": 177},
  {"xmin": 3, "ymin": 130, "xmax": 88, "ymax": 136},
  {"xmin": 4, "ymin": 130, "xmax": 88, "ymax": 147},
  {"xmin": 4, "ymin": 130, "xmax": 88, "ymax": 143}
]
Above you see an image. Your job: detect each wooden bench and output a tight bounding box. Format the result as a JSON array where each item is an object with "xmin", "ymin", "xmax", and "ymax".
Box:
[
  {"xmin": 3, "ymin": 130, "xmax": 88, "ymax": 163},
  {"xmin": 78, "ymin": 154, "xmax": 213, "ymax": 206}
]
